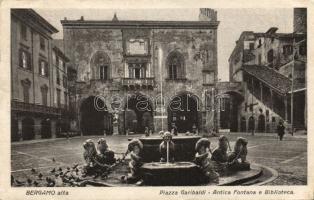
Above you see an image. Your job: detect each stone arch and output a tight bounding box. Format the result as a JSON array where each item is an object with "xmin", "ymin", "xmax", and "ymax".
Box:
[
  {"xmin": 258, "ymin": 114, "xmax": 266, "ymax": 132},
  {"xmin": 240, "ymin": 116, "xmax": 247, "ymax": 132},
  {"xmin": 122, "ymin": 93, "xmax": 154, "ymax": 134},
  {"xmin": 11, "ymin": 116, "xmax": 19, "ymax": 142},
  {"xmin": 167, "ymin": 91, "xmax": 201, "ymax": 133},
  {"xmin": 22, "ymin": 117, "xmax": 35, "ymax": 140},
  {"xmin": 216, "ymin": 90, "xmax": 244, "ymax": 132},
  {"xmin": 166, "ymin": 50, "xmax": 185, "ymax": 79},
  {"xmin": 80, "ymin": 96, "xmax": 112, "ymax": 135},
  {"xmin": 248, "ymin": 116, "xmax": 255, "ymax": 132},
  {"xmin": 90, "ymin": 51, "xmax": 111, "ymax": 80},
  {"xmin": 41, "ymin": 119, "xmax": 51, "ymax": 139}
]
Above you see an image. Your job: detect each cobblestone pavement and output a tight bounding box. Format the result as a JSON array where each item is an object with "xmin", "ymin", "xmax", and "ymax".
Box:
[{"xmin": 11, "ymin": 132, "xmax": 307, "ymax": 185}]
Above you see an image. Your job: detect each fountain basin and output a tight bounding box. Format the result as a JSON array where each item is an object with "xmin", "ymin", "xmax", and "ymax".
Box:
[
  {"xmin": 140, "ymin": 162, "xmax": 204, "ymax": 186},
  {"xmin": 137, "ymin": 135, "xmax": 201, "ymax": 162}
]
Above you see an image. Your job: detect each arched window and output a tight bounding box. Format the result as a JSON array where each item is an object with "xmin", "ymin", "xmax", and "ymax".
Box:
[
  {"xmin": 40, "ymin": 85, "xmax": 48, "ymax": 106},
  {"xmin": 90, "ymin": 51, "xmax": 111, "ymax": 81},
  {"xmin": 21, "ymin": 79, "xmax": 31, "ymax": 103},
  {"xmin": 167, "ymin": 51, "xmax": 185, "ymax": 80},
  {"xmin": 267, "ymin": 49, "xmax": 274, "ymax": 67}
]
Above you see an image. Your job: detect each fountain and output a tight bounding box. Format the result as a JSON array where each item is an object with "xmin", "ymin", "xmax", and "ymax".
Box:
[
  {"xmin": 11, "ymin": 135, "xmax": 274, "ymax": 187},
  {"xmin": 140, "ymin": 132, "xmax": 203, "ymax": 185},
  {"xmin": 82, "ymin": 133, "xmax": 265, "ymax": 186}
]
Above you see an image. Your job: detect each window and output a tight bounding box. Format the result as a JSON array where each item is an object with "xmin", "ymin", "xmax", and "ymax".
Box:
[
  {"xmin": 41, "ymin": 85, "xmax": 48, "ymax": 106},
  {"xmin": 169, "ymin": 58, "xmax": 178, "ymax": 79},
  {"xmin": 40, "ymin": 37, "xmax": 45, "ymax": 51},
  {"xmin": 63, "ymin": 60, "xmax": 66, "ymax": 72},
  {"xmin": 56, "ymin": 70, "xmax": 60, "ymax": 85},
  {"xmin": 64, "ymin": 92, "xmax": 68, "ymax": 108},
  {"xmin": 56, "ymin": 89, "xmax": 61, "ymax": 108},
  {"xmin": 267, "ymin": 49, "xmax": 274, "ymax": 66},
  {"xmin": 19, "ymin": 49, "xmax": 31, "ymax": 70},
  {"xmin": 90, "ymin": 51, "xmax": 111, "ymax": 80},
  {"xmin": 258, "ymin": 39, "xmax": 262, "ymax": 48},
  {"xmin": 283, "ymin": 45, "xmax": 293, "ymax": 55},
  {"xmin": 99, "ymin": 65, "xmax": 108, "ymax": 80},
  {"xmin": 56, "ymin": 56, "xmax": 59, "ymax": 67},
  {"xmin": 203, "ymin": 73, "xmax": 214, "ymax": 84},
  {"xmin": 21, "ymin": 79, "xmax": 31, "ymax": 103},
  {"xmin": 63, "ymin": 75, "xmax": 67, "ymax": 88},
  {"xmin": 59, "ymin": 60, "xmax": 63, "ymax": 69},
  {"xmin": 128, "ymin": 63, "xmax": 146, "ymax": 79},
  {"xmin": 258, "ymin": 54, "xmax": 262, "ymax": 65},
  {"xmin": 20, "ymin": 24, "xmax": 27, "ymax": 40},
  {"xmin": 39, "ymin": 60, "xmax": 48, "ymax": 77},
  {"xmin": 249, "ymin": 42, "xmax": 254, "ymax": 50},
  {"xmin": 167, "ymin": 51, "xmax": 185, "ymax": 80}
]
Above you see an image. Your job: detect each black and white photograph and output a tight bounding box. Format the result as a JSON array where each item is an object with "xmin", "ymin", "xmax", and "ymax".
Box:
[{"xmin": 1, "ymin": 1, "xmax": 313, "ymax": 199}]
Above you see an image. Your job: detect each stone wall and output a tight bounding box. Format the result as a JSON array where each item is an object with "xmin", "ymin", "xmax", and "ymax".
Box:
[{"xmin": 63, "ymin": 25, "xmax": 218, "ymax": 134}]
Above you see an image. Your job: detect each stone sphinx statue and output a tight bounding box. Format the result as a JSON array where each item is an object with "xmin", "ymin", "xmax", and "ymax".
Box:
[
  {"xmin": 194, "ymin": 138, "xmax": 219, "ymax": 183},
  {"xmin": 159, "ymin": 131, "xmax": 175, "ymax": 162},
  {"xmin": 211, "ymin": 135, "xmax": 231, "ymax": 174},
  {"xmin": 97, "ymin": 138, "xmax": 116, "ymax": 165},
  {"xmin": 82, "ymin": 139, "xmax": 112, "ymax": 176},
  {"xmin": 227, "ymin": 137, "xmax": 250, "ymax": 171},
  {"xmin": 211, "ymin": 136, "xmax": 250, "ymax": 174},
  {"xmin": 122, "ymin": 139, "xmax": 144, "ymax": 183}
]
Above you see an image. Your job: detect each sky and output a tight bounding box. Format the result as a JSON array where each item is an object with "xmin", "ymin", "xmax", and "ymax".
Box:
[{"xmin": 36, "ymin": 8, "xmax": 293, "ymax": 81}]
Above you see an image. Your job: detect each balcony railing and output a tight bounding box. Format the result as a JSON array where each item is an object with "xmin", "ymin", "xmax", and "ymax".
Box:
[
  {"xmin": 11, "ymin": 100, "xmax": 62, "ymax": 116},
  {"xmin": 122, "ymin": 78, "xmax": 155, "ymax": 90}
]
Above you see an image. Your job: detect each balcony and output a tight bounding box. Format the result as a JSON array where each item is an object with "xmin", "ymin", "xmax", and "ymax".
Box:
[
  {"xmin": 11, "ymin": 100, "xmax": 62, "ymax": 116},
  {"xmin": 122, "ymin": 78, "xmax": 155, "ymax": 90}
]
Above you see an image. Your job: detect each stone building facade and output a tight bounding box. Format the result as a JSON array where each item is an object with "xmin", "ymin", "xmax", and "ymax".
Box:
[
  {"xmin": 11, "ymin": 9, "xmax": 71, "ymax": 141},
  {"xmin": 226, "ymin": 8, "xmax": 307, "ymax": 133},
  {"xmin": 61, "ymin": 9, "xmax": 219, "ymax": 135}
]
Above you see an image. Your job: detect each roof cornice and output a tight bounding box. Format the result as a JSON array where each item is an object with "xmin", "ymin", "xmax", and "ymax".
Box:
[
  {"xmin": 60, "ymin": 20, "xmax": 219, "ymax": 29},
  {"xmin": 12, "ymin": 9, "xmax": 58, "ymax": 34}
]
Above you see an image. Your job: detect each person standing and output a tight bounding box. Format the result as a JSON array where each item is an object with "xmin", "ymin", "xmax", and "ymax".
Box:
[{"xmin": 277, "ymin": 120, "xmax": 285, "ymax": 141}]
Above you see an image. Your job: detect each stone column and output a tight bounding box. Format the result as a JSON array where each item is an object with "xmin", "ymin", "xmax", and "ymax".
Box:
[
  {"xmin": 270, "ymin": 89, "xmax": 273, "ymax": 110},
  {"xmin": 124, "ymin": 62, "xmax": 129, "ymax": 78},
  {"xmin": 50, "ymin": 119, "xmax": 56, "ymax": 138},
  {"xmin": 260, "ymin": 82, "xmax": 263, "ymax": 102},
  {"xmin": 216, "ymin": 97, "xmax": 221, "ymax": 131},
  {"xmin": 284, "ymin": 95, "xmax": 288, "ymax": 121},
  {"xmin": 34, "ymin": 118, "xmax": 42, "ymax": 139},
  {"xmin": 18, "ymin": 118, "xmax": 23, "ymax": 141}
]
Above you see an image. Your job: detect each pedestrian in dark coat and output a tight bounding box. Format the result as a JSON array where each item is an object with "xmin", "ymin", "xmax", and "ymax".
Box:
[{"xmin": 277, "ymin": 121, "xmax": 285, "ymax": 141}]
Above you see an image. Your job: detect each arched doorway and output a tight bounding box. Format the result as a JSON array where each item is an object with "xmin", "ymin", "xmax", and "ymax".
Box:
[
  {"xmin": 22, "ymin": 117, "xmax": 35, "ymax": 140},
  {"xmin": 240, "ymin": 117, "xmax": 246, "ymax": 132},
  {"xmin": 124, "ymin": 94, "xmax": 153, "ymax": 134},
  {"xmin": 218, "ymin": 91, "xmax": 244, "ymax": 132},
  {"xmin": 11, "ymin": 117, "xmax": 19, "ymax": 142},
  {"xmin": 41, "ymin": 119, "xmax": 51, "ymax": 139},
  {"xmin": 258, "ymin": 114, "xmax": 266, "ymax": 132},
  {"xmin": 56, "ymin": 120, "xmax": 61, "ymax": 137},
  {"xmin": 167, "ymin": 92, "xmax": 199, "ymax": 133},
  {"xmin": 80, "ymin": 96, "xmax": 111, "ymax": 135},
  {"xmin": 248, "ymin": 116, "xmax": 255, "ymax": 132}
]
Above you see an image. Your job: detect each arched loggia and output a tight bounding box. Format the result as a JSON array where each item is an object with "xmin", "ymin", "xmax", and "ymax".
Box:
[
  {"xmin": 123, "ymin": 93, "xmax": 154, "ymax": 134},
  {"xmin": 80, "ymin": 96, "xmax": 112, "ymax": 135},
  {"xmin": 167, "ymin": 92, "xmax": 200, "ymax": 133}
]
